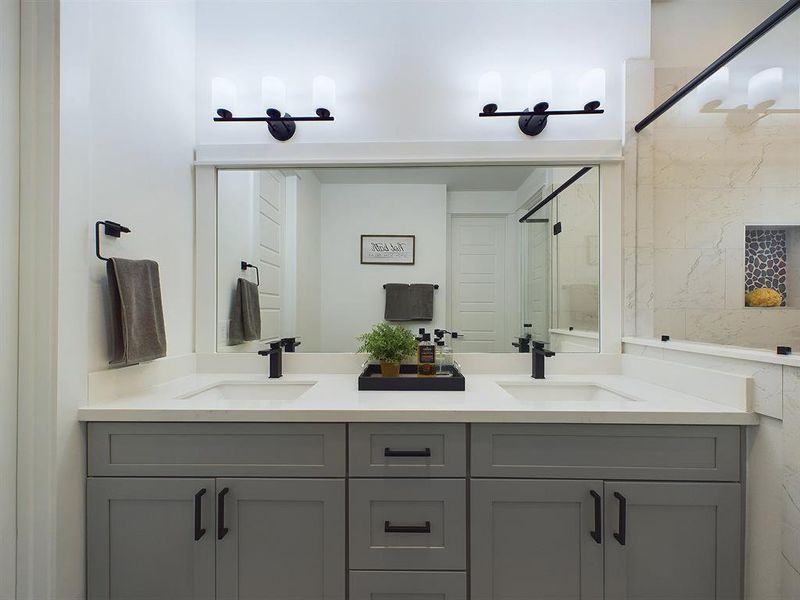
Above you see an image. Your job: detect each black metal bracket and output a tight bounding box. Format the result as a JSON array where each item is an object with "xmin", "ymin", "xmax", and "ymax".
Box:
[
  {"xmin": 384, "ymin": 521, "xmax": 431, "ymax": 534},
  {"xmin": 241, "ymin": 261, "xmax": 260, "ymax": 286},
  {"xmin": 382, "ymin": 284, "xmax": 439, "ymax": 289},
  {"xmin": 589, "ymin": 490, "xmax": 602, "ymax": 544},
  {"xmin": 613, "ymin": 491, "xmax": 627, "ymax": 546},
  {"xmin": 194, "ymin": 489, "xmax": 207, "ymax": 541},
  {"xmin": 95, "ymin": 220, "xmax": 131, "ymax": 262},
  {"xmin": 384, "ymin": 448, "xmax": 432, "ymax": 458},
  {"xmin": 553, "ymin": 222, "xmax": 562, "ymax": 236},
  {"xmin": 214, "ymin": 107, "xmax": 334, "ymax": 142},
  {"xmin": 217, "ymin": 487, "xmax": 229, "ymax": 540},
  {"xmin": 480, "ymin": 101, "xmax": 604, "ymax": 137},
  {"xmin": 520, "ymin": 167, "xmax": 593, "ymax": 223}
]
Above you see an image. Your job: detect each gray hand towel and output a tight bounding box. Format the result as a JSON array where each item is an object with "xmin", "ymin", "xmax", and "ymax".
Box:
[
  {"xmin": 229, "ymin": 277, "xmax": 261, "ymax": 344},
  {"xmin": 408, "ymin": 283, "xmax": 435, "ymax": 321},
  {"xmin": 106, "ymin": 258, "xmax": 167, "ymax": 366},
  {"xmin": 384, "ymin": 283, "xmax": 411, "ymax": 321},
  {"xmin": 384, "ymin": 283, "xmax": 435, "ymax": 321}
]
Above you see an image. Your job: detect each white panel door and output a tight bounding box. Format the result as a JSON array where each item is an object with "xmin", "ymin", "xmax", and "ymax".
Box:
[
  {"xmin": 258, "ymin": 171, "xmax": 284, "ymax": 342},
  {"xmin": 450, "ymin": 216, "xmax": 507, "ymax": 352}
]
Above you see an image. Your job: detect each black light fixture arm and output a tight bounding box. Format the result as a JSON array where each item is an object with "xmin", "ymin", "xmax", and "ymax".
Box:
[
  {"xmin": 480, "ymin": 101, "xmax": 604, "ymax": 137},
  {"xmin": 634, "ymin": 0, "xmax": 800, "ymax": 133},
  {"xmin": 519, "ymin": 166, "xmax": 593, "ymax": 223},
  {"xmin": 214, "ymin": 107, "xmax": 334, "ymax": 141}
]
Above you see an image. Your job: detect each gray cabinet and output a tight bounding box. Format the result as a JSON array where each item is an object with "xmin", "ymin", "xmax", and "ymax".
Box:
[
  {"xmin": 216, "ymin": 478, "xmax": 345, "ymax": 600},
  {"xmin": 471, "ymin": 479, "xmax": 604, "ymax": 600},
  {"xmin": 603, "ymin": 481, "xmax": 741, "ymax": 600},
  {"xmin": 87, "ymin": 478, "xmax": 215, "ymax": 600},
  {"xmin": 349, "ymin": 571, "xmax": 467, "ymax": 600}
]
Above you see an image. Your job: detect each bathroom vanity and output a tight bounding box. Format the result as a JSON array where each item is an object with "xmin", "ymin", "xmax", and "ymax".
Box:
[{"xmin": 84, "ymin": 378, "xmax": 750, "ymax": 600}]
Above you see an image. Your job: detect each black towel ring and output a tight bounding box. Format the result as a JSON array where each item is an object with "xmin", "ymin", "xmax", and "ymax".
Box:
[
  {"xmin": 95, "ymin": 220, "xmax": 131, "ymax": 261},
  {"xmin": 241, "ymin": 261, "xmax": 260, "ymax": 286}
]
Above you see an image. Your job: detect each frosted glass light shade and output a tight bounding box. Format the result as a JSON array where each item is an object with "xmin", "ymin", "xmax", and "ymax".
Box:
[
  {"xmin": 748, "ymin": 67, "xmax": 783, "ymax": 107},
  {"xmin": 527, "ymin": 71, "xmax": 553, "ymax": 107},
  {"xmin": 313, "ymin": 76, "xmax": 336, "ymax": 111},
  {"xmin": 211, "ymin": 77, "xmax": 237, "ymax": 111},
  {"xmin": 479, "ymin": 71, "xmax": 502, "ymax": 109},
  {"xmin": 695, "ymin": 67, "xmax": 729, "ymax": 107},
  {"xmin": 261, "ymin": 76, "xmax": 287, "ymax": 112},
  {"xmin": 579, "ymin": 68, "xmax": 606, "ymax": 106}
]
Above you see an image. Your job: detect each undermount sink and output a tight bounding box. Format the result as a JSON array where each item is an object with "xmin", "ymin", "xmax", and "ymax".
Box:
[
  {"xmin": 180, "ymin": 381, "xmax": 316, "ymax": 403},
  {"xmin": 498, "ymin": 382, "xmax": 639, "ymax": 404}
]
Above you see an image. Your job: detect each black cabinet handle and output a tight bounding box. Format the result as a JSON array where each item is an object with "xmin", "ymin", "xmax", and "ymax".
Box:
[
  {"xmin": 589, "ymin": 490, "xmax": 601, "ymax": 544},
  {"xmin": 384, "ymin": 448, "xmax": 431, "ymax": 458},
  {"xmin": 384, "ymin": 520, "xmax": 431, "ymax": 534},
  {"xmin": 194, "ymin": 488, "xmax": 207, "ymax": 541},
  {"xmin": 613, "ymin": 492, "xmax": 626, "ymax": 546},
  {"xmin": 218, "ymin": 487, "xmax": 230, "ymax": 540}
]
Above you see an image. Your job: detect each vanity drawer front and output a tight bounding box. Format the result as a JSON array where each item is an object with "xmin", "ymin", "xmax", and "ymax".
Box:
[
  {"xmin": 471, "ymin": 424, "xmax": 740, "ymax": 481},
  {"xmin": 87, "ymin": 422, "xmax": 346, "ymax": 477},
  {"xmin": 349, "ymin": 571, "xmax": 466, "ymax": 600},
  {"xmin": 349, "ymin": 479, "xmax": 467, "ymax": 570},
  {"xmin": 348, "ymin": 423, "xmax": 466, "ymax": 477}
]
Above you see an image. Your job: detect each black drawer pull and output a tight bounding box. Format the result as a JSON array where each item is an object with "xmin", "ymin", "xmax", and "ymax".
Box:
[
  {"xmin": 384, "ymin": 448, "xmax": 431, "ymax": 457},
  {"xmin": 194, "ymin": 488, "xmax": 207, "ymax": 541},
  {"xmin": 613, "ymin": 491, "xmax": 626, "ymax": 546},
  {"xmin": 384, "ymin": 520, "xmax": 431, "ymax": 534},
  {"xmin": 218, "ymin": 487, "xmax": 230, "ymax": 540},
  {"xmin": 589, "ymin": 490, "xmax": 601, "ymax": 544}
]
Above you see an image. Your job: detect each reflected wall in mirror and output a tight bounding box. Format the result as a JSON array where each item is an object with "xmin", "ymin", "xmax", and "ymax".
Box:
[{"xmin": 217, "ymin": 165, "xmax": 600, "ymax": 353}]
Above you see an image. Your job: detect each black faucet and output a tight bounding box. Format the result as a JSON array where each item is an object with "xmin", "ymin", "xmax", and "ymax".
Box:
[
  {"xmin": 531, "ymin": 341, "xmax": 555, "ymax": 379},
  {"xmin": 258, "ymin": 340, "xmax": 283, "ymax": 379},
  {"xmin": 281, "ymin": 337, "xmax": 301, "ymax": 352}
]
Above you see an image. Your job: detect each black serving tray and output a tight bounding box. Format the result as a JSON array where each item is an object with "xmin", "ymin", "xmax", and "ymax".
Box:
[{"xmin": 358, "ymin": 363, "xmax": 466, "ymax": 391}]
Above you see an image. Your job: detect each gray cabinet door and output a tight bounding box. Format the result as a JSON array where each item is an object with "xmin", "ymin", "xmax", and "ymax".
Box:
[
  {"xmin": 87, "ymin": 477, "xmax": 215, "ymax": 600},
  {"xmin": 604, "ymin": 482, "xmax": 742, "ymax": 600},
  {"xmin": 471, "ymin": 479, "xmax": 604, "ymax": 600},
  {"xmin": 216, "ymin": 478, "xmax": 346, "ymax": 600}
]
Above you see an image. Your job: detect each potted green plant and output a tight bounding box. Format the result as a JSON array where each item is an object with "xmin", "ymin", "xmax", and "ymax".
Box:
[{"xmin": 356, "ymin": 322, "xmax": 418, "ymax": 377}]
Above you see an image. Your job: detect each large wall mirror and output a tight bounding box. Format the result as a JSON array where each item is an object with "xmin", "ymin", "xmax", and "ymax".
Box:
[{"xmin": 216, "ymin": 164, "xmax": 600, "ymax": 353}]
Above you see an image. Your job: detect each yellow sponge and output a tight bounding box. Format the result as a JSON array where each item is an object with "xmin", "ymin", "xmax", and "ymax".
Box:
[{"xmin": 745, "ymin": 287, "xmax": 782, "ymax": 307}]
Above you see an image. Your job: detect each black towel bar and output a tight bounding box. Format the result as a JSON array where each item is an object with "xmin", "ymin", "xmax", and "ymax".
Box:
[
  {"xmin": 241, "ymin": 261, "xmax": 260, "ymax": 286},
  {"xmin": 383, "ymin": 284, "xmax": 439, "ymax": 289},
  {"xmin": 95, "ymin": 220, "xmax": 131, "ymax": 262}
]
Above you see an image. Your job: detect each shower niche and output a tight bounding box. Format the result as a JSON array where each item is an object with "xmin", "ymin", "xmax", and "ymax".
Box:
[{"xmin": 744, "ymin": 225, "xmax": 800, "ymax": 308}]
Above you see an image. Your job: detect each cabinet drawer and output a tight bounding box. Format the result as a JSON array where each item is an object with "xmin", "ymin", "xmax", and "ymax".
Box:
[
  {"xmin": 349, "ymin": 479, "xmax": 466, "ymax": 570},
  {"xmin": 88, "ymin": 422, "xmax": 346, "ymax": 477},
  {"xmin": 350, "ymin": 571, "xmax": 466, "ymax": 600},
  {"xmin": 348, "ymin": 423, "xmax": 466, "ymax": 477},
  {"xmin": 471, "ymin": 424, "xmax": 741, "ymax": 481}
]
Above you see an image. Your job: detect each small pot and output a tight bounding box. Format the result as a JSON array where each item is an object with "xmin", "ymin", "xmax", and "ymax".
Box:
[{"xmin": 380, "ymin": 362, "xmax": 401, "ymax": 377}]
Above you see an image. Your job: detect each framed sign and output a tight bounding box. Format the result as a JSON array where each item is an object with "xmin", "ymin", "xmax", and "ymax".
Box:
[{"xmin": 361, "ymin": 234, "xmax": 415, "ymax": 265}]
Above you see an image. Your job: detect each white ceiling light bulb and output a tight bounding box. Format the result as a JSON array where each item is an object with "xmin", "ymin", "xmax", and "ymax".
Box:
[
  {"xmin": 313, "ymin": 76, "xmax": 336, "ymax": 116},
  {"xmin": 695, "ymin": 67, "xmax": 729, "ymax": 108},
  {"xmin": 579, "ymin": 68, "xmax": 606, "ymax": 110},
  {"xmin": 479, "ymin": 71, "xmax": 503, "ymax": 112},
  {"xmin": 261, "ymin": 76, "xmax": 287, "ymax": 113},
  {"xmin": 528, "ymin": 70, "xmax": 553, "ymax": 110},
  {"xmin": 211, "ymin": 77, "xmax": 237, "ymax": 116},
  {"xmin": 748, "ymin": 67, "xmax": 783, "ymax": 108}
]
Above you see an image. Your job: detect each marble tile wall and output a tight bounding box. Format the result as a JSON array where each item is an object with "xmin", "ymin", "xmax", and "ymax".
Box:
[{"xmin": 632, "ymin": 66, "xmax": 800, "ymax": 351}]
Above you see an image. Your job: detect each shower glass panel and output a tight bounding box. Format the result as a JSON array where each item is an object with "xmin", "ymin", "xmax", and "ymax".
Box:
[{"xmin": 632, "ymin": 7, "xmax": 800, "ymax": 352}]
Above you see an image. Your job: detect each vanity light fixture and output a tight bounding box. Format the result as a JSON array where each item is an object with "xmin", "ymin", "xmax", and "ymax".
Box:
[
  {"xmin": 213, "ymin": 75, "xmax": 335, "ymax": 141},
  {"xmin": 479, "ymin": 69, "xmax": 605, "ymax": 136}
]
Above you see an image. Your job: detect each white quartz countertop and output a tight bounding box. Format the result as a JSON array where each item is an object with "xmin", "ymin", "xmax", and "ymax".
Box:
[{"xmin": 77, "ymin": 372, "xmax": 758, "ymax": 425}]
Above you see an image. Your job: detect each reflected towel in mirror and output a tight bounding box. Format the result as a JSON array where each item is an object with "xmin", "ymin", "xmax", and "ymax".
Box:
[
  {"xmin": 384, "ymin": 283, "xmax": 434, "ymax": 321},
  {"xmin": 229, "ymin": 277, "xmax": 261, "ymax": 344}
]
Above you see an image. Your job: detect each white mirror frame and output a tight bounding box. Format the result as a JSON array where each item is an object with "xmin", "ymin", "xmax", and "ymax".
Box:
[{"xmin": 194, "ymin": 140, "xmax": 623, "ymax": 355}]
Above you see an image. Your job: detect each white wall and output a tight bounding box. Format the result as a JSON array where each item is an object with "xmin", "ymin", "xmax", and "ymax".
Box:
[
  {"xmin": 293, "ymin": 170, "xmax": 322, "ymax": 351},
  {"xmin": 196, "ymin": 0, "xmax": 650, "ymax": 144},
  {"xmin": 320, "ymin": 183, "xmax": 447, "ymax": 351},
  {"xmin": 59, "ymin": 0, "xmax": 196, "ymax": 596},
  {"xmin": 217, "ymin": 170, "xmax": 259, "ymax": 349},
  {"xmin": 0, "ymin": 0, "xmax": 19, "ymax": 597}
]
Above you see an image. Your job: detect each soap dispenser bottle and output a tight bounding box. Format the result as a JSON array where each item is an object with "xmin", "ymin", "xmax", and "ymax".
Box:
[{"xmin": 417, "ymin": 332, "xmax": 436, "ymax": 377}]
